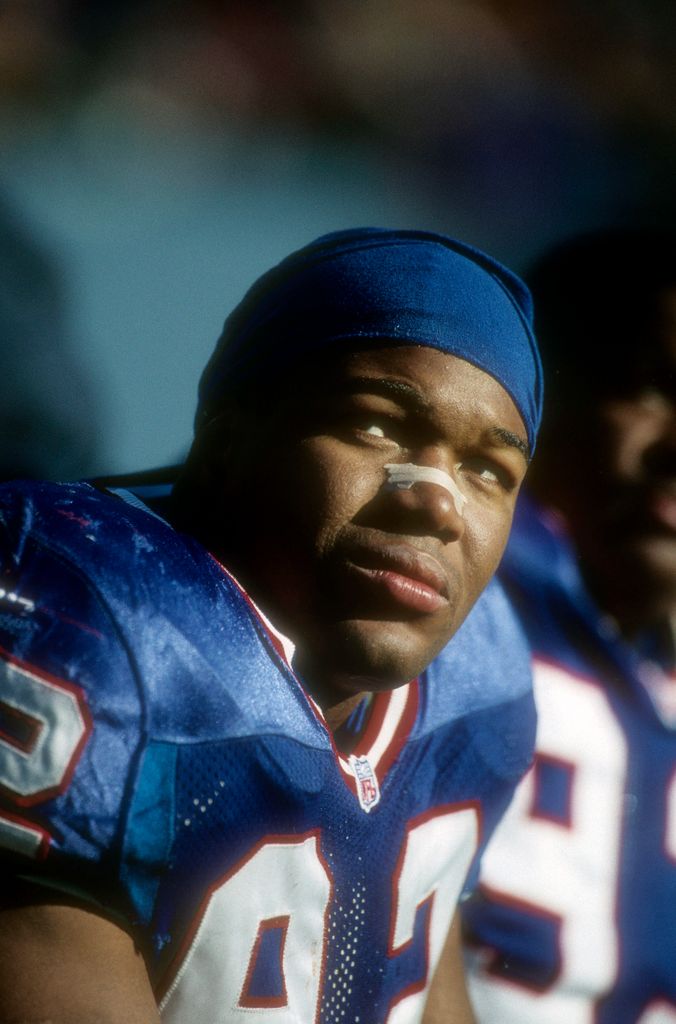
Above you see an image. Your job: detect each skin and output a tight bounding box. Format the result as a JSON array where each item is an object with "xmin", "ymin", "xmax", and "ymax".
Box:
[
  {"xmin": 1, "ymin": 344, "xmax": 529, "ymax": 1022},
  {"xmin": 0, "ymin": 904, "xmax": 473, "ymax": 1024},
  {"xmin": 424, "ymin": 913, "xmax": 477, "ymax": 1024},
  {"xmin": 0, "ymin": 901, "xmax": 161, "ymax": 1024},
  {"xmin": 180, "ymin": 345, "xmax": 530, "ymax": 716}
]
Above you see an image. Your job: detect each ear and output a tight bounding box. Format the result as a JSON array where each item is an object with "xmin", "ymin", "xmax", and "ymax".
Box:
[
  {"xmin": 170, "ymin": 411, "xmax": 241, "ymax": 545},
  {"xmin": 186, "ymin": 411, "xmax": 238, "ymax": 488}
]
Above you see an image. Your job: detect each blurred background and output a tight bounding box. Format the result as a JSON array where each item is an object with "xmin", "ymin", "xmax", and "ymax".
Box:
[{"xmin": 1, "ymin": 0, "xmax": 674, "ymax": 477}]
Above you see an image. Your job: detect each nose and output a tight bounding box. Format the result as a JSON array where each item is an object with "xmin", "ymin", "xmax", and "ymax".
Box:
[
  {"xmin": 381, "ymin": 461, "xmax": 466, "ymax": 542},
  {"xmin": 604, "ymin": 390, "xmax": 676, "ymax": 483},
  {"xmin": 384, "ymin": 463, "xmax": 467, "ymax": 516},
  {"xmin": 644, "ymin": 414, "xmax": 676, "ymax": 478}
]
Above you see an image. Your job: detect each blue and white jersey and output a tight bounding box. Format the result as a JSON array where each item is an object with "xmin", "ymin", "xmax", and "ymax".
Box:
[
  {"xmin": 464, "ymin": 494, "xmax": 676, "ymax": 1024},
  {"xmin": 0, "ymin": 480, "xmax": 534, "ymax": 1024}
]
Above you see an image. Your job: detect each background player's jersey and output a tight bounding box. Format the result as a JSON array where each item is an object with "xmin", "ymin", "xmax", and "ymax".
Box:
[
  {"xmin": 0, "ymin": 480, "xmax": 534, "ymax": 1024},
  {"xmin": 463, "ymin": 494, "xmax": 676, "ymax": 1024}
]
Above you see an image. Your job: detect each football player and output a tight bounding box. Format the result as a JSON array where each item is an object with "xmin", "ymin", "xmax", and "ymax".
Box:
[
  {"xmin": 463, "ymin": 228, "xmax": 676, "ymax": 1023},
  {"xmin": 0, "ymin": 228, "xmax": 542, "ymax": 1023}
]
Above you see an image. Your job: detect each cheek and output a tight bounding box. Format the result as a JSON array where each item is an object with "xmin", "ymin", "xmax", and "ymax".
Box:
[
  {"xmin": 598, "ymin": 404, "xmax": 657, "ymax": 480},
  {"xmin": 286, "ymin": 439, "xmax": 379, "ymax": 550},
  {"xmin": 463, "ymin": 503, "xmax": 515, "ymax": 588}
]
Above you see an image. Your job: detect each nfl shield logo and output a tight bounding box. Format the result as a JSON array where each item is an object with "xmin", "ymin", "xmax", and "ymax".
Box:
[{"xmin": 349, "ymin": 754, "xmax": 381, "ymax": 813}]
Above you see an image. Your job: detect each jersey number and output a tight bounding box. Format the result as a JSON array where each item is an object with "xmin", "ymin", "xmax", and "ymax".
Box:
[
  {"xmin": 468, "ymin": 661, "xmax": 676, "ymax": 1024},
  {"xmin": 0, "ymin": 653, "xmax": 90, "ymax": 858},
  {"xmin": 160, "ymin": 807, "xmax": 478, "ymax": 1024}
]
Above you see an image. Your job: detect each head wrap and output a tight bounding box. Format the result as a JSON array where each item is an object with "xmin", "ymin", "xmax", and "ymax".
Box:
[{"xmin": 197, "ymin": 227, "xmax": 543, "ymax": 451}]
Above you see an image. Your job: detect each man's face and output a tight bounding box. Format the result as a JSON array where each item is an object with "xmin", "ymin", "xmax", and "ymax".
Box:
[
  {"xmin": 550, "ymin": 286, "xmax": 676, "ymax": 622},
  {"xmin": 218, "ymin": 344, "xmax": 529, "ymax": 705}
]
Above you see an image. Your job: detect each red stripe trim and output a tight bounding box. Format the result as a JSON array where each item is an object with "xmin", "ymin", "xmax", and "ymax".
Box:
[
  {"xmin": 352, "ymin": 691, "xmax": 390, "ymax": 758},
  {"xmin": 375, "ymin": 680, "xmax": 419, "ymax": 783},
  {"xmin": 207, "ymin": 555, "xmax": 419, "ymax": 807},
  {"xmin": 339, "ymin": 680, "xmax": 419, "ymax": 796},
  {"xmin": 207, "ymin": 555, "xmax": 330, "ymax": 737}
]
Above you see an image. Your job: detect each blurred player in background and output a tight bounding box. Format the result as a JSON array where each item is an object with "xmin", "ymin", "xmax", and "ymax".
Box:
[
  {"xmin": 0, "ymin": 228, "xmax": 542, "ymax": 1023},
  {"xmin": 463, "ymin": 228, "xmax": 676, "ymax": 1023}
]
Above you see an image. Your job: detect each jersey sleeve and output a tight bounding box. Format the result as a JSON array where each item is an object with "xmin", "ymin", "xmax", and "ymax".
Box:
[{"xmin": 0, "ymin": 483, "xmax": 146, "ymax": 922}]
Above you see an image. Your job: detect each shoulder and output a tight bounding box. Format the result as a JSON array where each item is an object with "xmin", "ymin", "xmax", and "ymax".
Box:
[
  {"xmin": 0, "ymin": 477, "xmax": 247, "ymax": 643},
  {"xmin": 500, "ymin": 491, "xmax": 582, "ymax": 600},
  {"xmin": 424, "ymin": 575, "xmax": 533, "ymax": 711},
  {"xmin": 0, "ymin": 481, "xmax": 323, "ymax": 911},
  {"xmin": 419, "ymin": 576, "xmax": 535, "ymax": 781},
  {"xmin": 0, "ymin": 478, "xmax": 321, "ymax": 743},
  {"xmin": 0, "ymin": 481, "xmax": 146, "ymax": 711},
  {"xmin": 0, "ymin": 478, "xmax": 206, "ymax": 589},
  {"xmin": 0, "ymin": 479, "xmax": 210, "ymax": 706},
  {"xmin": 0, "ymin": 483, "xmax": 153, "ymax": 861}
]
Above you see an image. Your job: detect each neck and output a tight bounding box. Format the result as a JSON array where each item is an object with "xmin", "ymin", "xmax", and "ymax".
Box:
[
  {"xmin": 169, "ymin": 467, "xmax": 384, "ymax": 733},
  {"xmin": 323, "ymin": 691, "xmax": 371, "ymax": 749}
]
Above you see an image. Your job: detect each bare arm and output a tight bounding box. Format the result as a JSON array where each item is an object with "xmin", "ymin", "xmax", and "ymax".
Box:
[
  {"xmin": 423, "ymin": 912, "xmax": 476, "ymax": 1024},
  {"xmin": 0, "ymin": 901, "xmax": 160, "ymax": 1024}
]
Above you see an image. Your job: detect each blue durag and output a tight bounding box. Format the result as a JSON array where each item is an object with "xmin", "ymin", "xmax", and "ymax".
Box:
[{"xmin": 197, "ymin": 228, "xmax": 543, "ymax": 451}]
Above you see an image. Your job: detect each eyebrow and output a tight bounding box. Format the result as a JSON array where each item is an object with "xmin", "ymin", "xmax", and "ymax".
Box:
[
  {"xmin": 337, "ymin": 375, "xmax": 531, "ymax": 462},
  {"xmin": 338, "ymin": 376, "xmax": 432, "ymax": 415},
  {"xmin": 489, "ymin": 427, "xmax": 531, "ymax": 464}
]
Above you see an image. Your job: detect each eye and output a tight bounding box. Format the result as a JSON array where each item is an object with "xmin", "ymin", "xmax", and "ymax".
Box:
[
  {"xmin": 325, "ymin": 399, "xmax": 409, "ymax": 448},
  {"xmin": 459, "ymin": 456, "xmax": 516, "ymax": 492},
  {"xmin": 474, "ymin": 464, "xmax": 500, "ymax": 483},
  {"xmin": 349, "ymin": 414, "xmax": 403, "ymax": 446}
]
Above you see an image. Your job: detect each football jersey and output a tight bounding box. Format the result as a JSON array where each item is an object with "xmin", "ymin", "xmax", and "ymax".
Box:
[
  {"xmin": 0, "ymin": 480, "xmax": 535, "ymax": 1024},
  {"xmin": 463, "ymin": 494, "xmax": 676, "ymax": 1024}
]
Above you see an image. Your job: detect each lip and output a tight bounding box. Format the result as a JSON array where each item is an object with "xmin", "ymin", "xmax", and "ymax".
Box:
[{"xmin": 345, "ymin": 541, "xmax": 451, "ymax": 614}]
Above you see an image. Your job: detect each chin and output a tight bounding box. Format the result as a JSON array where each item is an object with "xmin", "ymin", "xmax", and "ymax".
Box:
[{"xmin": 324, "ymin": 616, "xmax": 453, "ymax": 690}]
